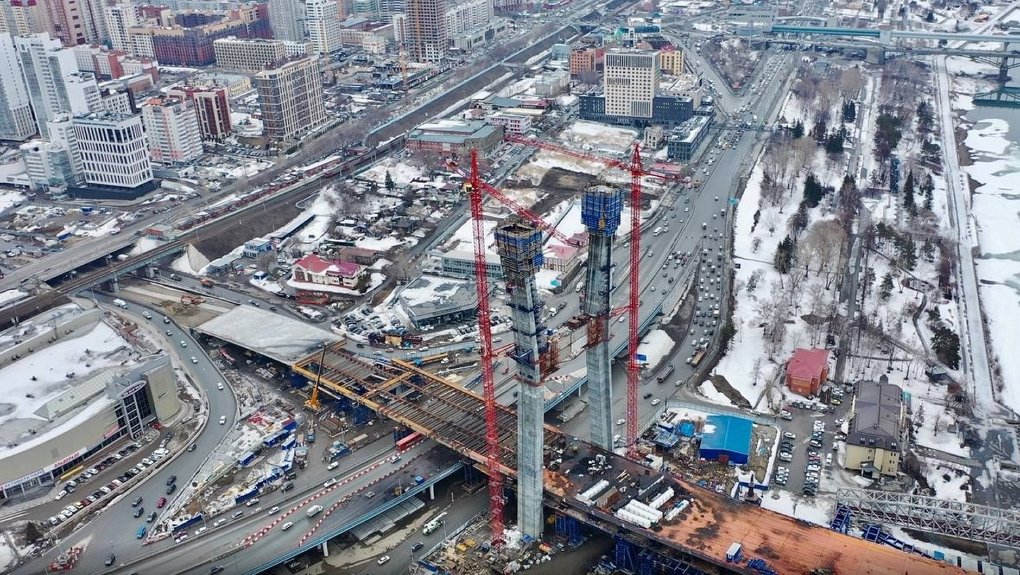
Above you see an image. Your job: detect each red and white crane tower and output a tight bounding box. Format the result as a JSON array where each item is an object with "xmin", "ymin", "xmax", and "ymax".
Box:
[
  {"xmin": 503, "ymin": 134, "xmax": 682, "ymax": 456},
  {"xmin": 458, "ymin": 149, "xmax": 583, "ymax": 545}
]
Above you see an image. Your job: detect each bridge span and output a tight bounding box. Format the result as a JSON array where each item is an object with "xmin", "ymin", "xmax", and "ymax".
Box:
[{"xmin": 290, "ymin": 347, "xmax": 966, "ymax": 575}]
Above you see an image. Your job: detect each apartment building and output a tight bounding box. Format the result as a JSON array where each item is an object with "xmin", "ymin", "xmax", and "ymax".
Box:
[
  {"xmin": 254, "ymin": 56, "xmax": 326, "ymax": 141},
  {"xmin": 167, "ymin": 83, "xmax": 232, "ymax": 140},
  {"xmin": 268, "ymin": 0, "xmax": 305, "ymax": 42},
  {"xmin": 14, "ymin": 33, "xmax": 99, "ymax": 137},
  {"xmin": 140, "ymin": 96, "xmax": 203, "ymax": 165},
  {"xmin": 305, "ymin": 0, "xmax": 340, "ymax": 54},
  {"xmin": 406, "ymin": 0, "xmax": 446, "ymax": 62},
  {"xmin": 103, "ymin": 3, "xmax": 137, "ymax": 52},
  {"xmin": 0, "ymin": 33, "xmax": 36, "ymax": 141},
  {"xmin": 213, "ymin": 36, "xmax": 286, "ymax": 71}
]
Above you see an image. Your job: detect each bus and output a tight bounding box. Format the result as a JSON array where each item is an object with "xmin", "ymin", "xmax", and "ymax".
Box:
[{"xmin": 396, "ymin": 432, "xmax": 422, "ymax": 452}]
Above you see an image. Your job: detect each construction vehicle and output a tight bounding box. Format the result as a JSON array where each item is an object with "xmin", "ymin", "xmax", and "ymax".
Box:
[
  {"xmin": 200, "ymin": 278, "xmax": 215, "ymax": 287},
  {"xmin": 688, "ymin": 349, "xmax": 706, "ymax": 368},
  {"xmin": 180, "ymin": 295, "xmax": 204, "ymax": 305}
]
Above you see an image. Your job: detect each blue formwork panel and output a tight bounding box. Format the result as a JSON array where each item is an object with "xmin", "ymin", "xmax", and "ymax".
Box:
[{"xmin": 582, "ymin": 187, "xmax": 624, "ymax": 235}]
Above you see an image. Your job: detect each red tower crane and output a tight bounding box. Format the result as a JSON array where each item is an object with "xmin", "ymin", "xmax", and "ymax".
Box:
[
  {"xmin": 500, "ymin": 134, "xmax": 683, "ymax": 457},
  {"xmin": 464, "ymin": 151, "xmax": 506, "ymax": 546},
  {"xmin": 455, "ymin": 147, "xmax": 590, "ymax": 544}
]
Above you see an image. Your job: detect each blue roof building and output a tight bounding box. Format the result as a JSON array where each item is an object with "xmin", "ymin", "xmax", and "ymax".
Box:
[{"xmin": 698, "ymin": 414, "xmax": 753, "ymax": 465}]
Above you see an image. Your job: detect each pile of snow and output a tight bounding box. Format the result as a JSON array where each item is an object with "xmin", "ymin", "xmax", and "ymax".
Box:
[
  {"xmin": 0, "ymin": 534, "xmax": 15, "ymax": 570},
  {"xmin": 636, "ymin": 330, "xmax": 675, "ymax": 370},
  {"xmin": 0, "ymin": 190, "xmax": 26, "ymax": 214},
  {"xmin": 0, "ymin": 289, "xmax": 27, "ymax": 307},
  {"xmin": 361, "ymin": 159, "xmax": 424, "ymax": 187},
  {"xmin": 129, "ymin": 237, "xmax": 165, "ymax": 255},
  {"xmin": 172, "ymin": 245, "xmax": 209, "ymax": 276}
]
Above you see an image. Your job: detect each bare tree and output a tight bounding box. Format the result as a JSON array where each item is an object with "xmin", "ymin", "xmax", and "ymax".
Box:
[
  {"xmin": 839, "ymin": 67, "xmax": 865, "ymax": 99},
  {"xmin": 804, "ymin": 219, "xmax": 846, "ymax": 288}
]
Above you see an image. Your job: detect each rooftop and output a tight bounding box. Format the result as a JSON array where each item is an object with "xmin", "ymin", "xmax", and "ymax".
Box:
[
  {"xmin": 699, "ymin": 414, "xmax": 752, "ymax": 455},
  {"xmin": 786, "ymin": 347, "xmax": 829, "ymax": 380},
  {"xmin": 295, "ymin": 254, "xmax": 362, "ymax": 277},
  {"xmin": 848, "ymin": 380, "xmax": 904, "ymax": 450},
  {"xmin": 194, "ymin": 305, "xmax": 342, "ymax": 364},
  {"xmin": 398, "ymin": 275, "xmax": 477, "ymax": 321}
]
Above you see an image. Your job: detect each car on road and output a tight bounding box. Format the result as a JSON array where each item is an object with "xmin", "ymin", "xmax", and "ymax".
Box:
[
  {"xmin": 327, "ymin": 461, "xmax": 340, "ymax": 471},
  {"xmin": 616, "ymin": 419, "xmax": 625, "ymax": 426},
  {"xmin": 180, "ymin": 340, "xmax": 187, "ymax": 348},
  {"xmin": 190, "ymin": 356, "xmax": 198, "ymax": 364},
  {"xmin": 232, "ymin": 511, "xmax": 244, "ymax": 519},
  {"xmin": 166, "ymin": 475, "xmax": 176, "ymax": 486},
  {"xmin": 411, "ymin": 542, "xmax": 424, "ymax": 552},
  {"xmin": 133, "ymin": 506, "xmax": 144, "ymax": 518},
  {"xmin": 217, "ymin": 382, "xmax": 224, "ymax": 391},
  {"xmin": 105, "ymin": 554, "xmax": 116, "ymax": 566},
  {"xmin": 246, "ymin": 498, "xmax": 260, "ymax": 507},
  {"xmin": 651, "ymin": 399, "xmax": 661, "ymax": 406},
  {"xmin": 166, "ymin": 483, "xmax": 177, "ymax": 495},
  {"xmin": 157, "ymin": 496, "xmax": 167, "ymax": 508},
  {"xmin": 209, "ymin": 567, "xmax": 224, "ymax": 574},
  {"xmin": 136, "ymin": 526, "xmax": 147, "ymax": 539},
  {"xmin": 281, "ymin": 521, "xmax": 294, "ymax": 531},
  {"xmin": 147, "ymin": 511, "xmax": 157, "ymax": 522},
  {"xmin": 377, "ymin": 556, "xmax": 391, "ymax": 565},
  {"xmin": 132, "ymin": 496, "xmax": 142, "ymax": 507},
  {"xmin": 219, "ymin": 415, "xmax": 227, "ymax": 425},
  {"xmin": 268, "ymin": 506, "xmax": 279, "ymax": 514},
  {"xmin": 324, "ymin": 478, "xmax": 337, "ymax": 488}
]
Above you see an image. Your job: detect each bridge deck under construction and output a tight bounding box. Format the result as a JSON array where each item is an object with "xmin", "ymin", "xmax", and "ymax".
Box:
[{"xmin": 293, "ymin": 346, "xmax": 966, "ymax": 575}]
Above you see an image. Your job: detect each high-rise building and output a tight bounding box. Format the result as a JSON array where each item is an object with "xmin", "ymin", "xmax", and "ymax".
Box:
[
  {"xmin": 445, "ymin": 0, "xmax": 489, "ymax": 36},
  {"xmin": 391, "ymin": 13, "xmax": 407, "ymax": 45},
  {"xmin": 140, "ymin": 96, "xmax": 203, "ymax": 165},
  {"xmin": 0, "ymin": 0, "xmax": 52, "ymax": 37},
  {"xmin": 268, "ymin": 0, "xmax": 305, "ymax": 42},
  {"xmin": 254, "ymin": 56, "xmax": 326, "ymax": 141},
  {"xmin": 603, "ymin": 49, "xmax": 658, "ymax": 118},
  {"xmin": 213, "ymin": 36, "xmax": 286, "ymax": 71},
  {"xmin": 20, "ymin": 113, "xmax": 82, "ymax": 191},
  {"xmin": 406, "ymin": 0, "xmax": 446, "ymax": 62},
  {"xmin": 72, "ymin": 111, "xmax": 152, "ymax": 189},
  {"xmin": 104, "ymin": 4, "xmax": 137, "ymax": 52},
  {"xmin": 14, "ymin": 33, "xmax": 99, "ymax": 137},
  {"xmin": 78, "ymin": 0, "xmax": 109, "ymax": 45},
  {"xmin": 167, "ymin": 83, "xmax": 231, "ymax": 140},
  {"xmin": 304, "ymin": 0, "xmax": 339, "ymax": 54},
  {"xmin": 42, "ymin": 0, "xmax": 88, "ymax": 46},
  {"xmin": 0, "ymin": 33, "xmax": 36, "ymax": 141}
]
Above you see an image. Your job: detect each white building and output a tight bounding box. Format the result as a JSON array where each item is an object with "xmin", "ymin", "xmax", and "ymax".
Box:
[
  {"xmin": 103, "ymin": 3, "xmax": 138, "ymax": 52},
  {"xmin": 446, "ymin": 0, "xmax": 491, "ymax": 36},
  {"xmin": 0, "ymin": 33, "xmax": 35, "ymax": 141},
  {"xmin": 305, "ymin": 0, "xmax": 341, "ymax": 54},
  {"xmin": 603, "ymin": 50, "xmax": 659, "ymax": 118},
  {"xmin": 13, "ymin": 33, "xmax": 99, "ymax": 138},
  {"xmin": 72, "ymin": 112, "xmax": 152, "ymax": 189},
  {"xmin": 391, "ymin": 13, "xmax": 408, "ymax": 45},
  {"xmin": 140, "ymin": 97, "xmax": 203, "ymax": 166}
]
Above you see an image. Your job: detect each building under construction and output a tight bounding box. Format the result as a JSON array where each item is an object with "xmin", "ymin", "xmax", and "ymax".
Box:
[
  {"xmin": 494, "ymin": 219, "xmax": 547, "ymax": 540},
  {"xmin": 580, "ymin": 185, "xmax": 624, "ymax": 451}
]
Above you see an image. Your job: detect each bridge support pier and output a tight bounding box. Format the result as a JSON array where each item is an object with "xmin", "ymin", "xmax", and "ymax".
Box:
[
  {"xmin": 321, "ymin": 540, "xmax": 329, "ymax": 557},
  {"xmin": 429, "ymin": 484, "xmax": 435, "ymax": 500},
  {"xmin": 142, "ymin": 265, "xmax": 156, "ymax": 279},
  {"xmin": 495, "ymin": 221, "xmax": 548, "ymax": 541},
  {"xmin": 999, "ymin": 58, "xmax": 1010, "ymax": 84},
  {"xmin": 580, "ymin": 186, "xmax": 623, "ymax": 451},
  {"xmin": 105, "ymin": 277, "xmax": 120, "ymax": 293}
]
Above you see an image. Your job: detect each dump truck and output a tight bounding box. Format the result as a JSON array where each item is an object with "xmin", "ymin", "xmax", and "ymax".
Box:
[{"xmin": 688, "ymin": 350, "xmax": 706, "ymax": 368}]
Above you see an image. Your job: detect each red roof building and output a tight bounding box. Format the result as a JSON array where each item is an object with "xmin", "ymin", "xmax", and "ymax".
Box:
[
  {"xmin": 293, "ymin": 254, "xmax": 365, "ymax": 289},
  {"xmin": 785, "ymin": 348, "xmax": 829, "ymax": 397}
]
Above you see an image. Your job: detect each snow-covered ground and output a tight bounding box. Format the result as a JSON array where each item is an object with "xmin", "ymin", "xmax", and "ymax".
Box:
[
  {"xmin": 172, "ymin": 245, "xmax": 209, "ymax": 276},
  {"xmin": 636, "ymin": 330, "xmax": 674, "ymax": 370},
  {"xmin": 962, "ymin": 117, "xmax": 1020, "ymax": 414},
  {"xmin": 0, "ymin": 535, "xmax": 14, "ymax": 571},
  {"xmin": 0, "ymin": 190, "xmax": 25, "ymax": 214},
  {"xmin": 697, "ymin": 381, "xmax": 735, "ymax": 407},
  {"xmin": 360, "ymin": 158, "xmax": 425, "ymax": 187},
  {"xmin": 0, "ymin": 289, "xmax": 27, "ymax": 307},
  {"xmin": 559, "ymin": 121, "xmax": 638, "ymax": 154}
]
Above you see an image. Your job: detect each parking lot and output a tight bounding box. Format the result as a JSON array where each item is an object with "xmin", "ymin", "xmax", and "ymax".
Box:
[{"xmin": 771, "ymin": 385, "xmax": 853, "ymax": 496}]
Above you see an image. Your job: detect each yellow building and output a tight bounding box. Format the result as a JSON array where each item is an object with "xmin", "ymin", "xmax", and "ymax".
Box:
[
  {"xmin": 843, "ymin": 380, "xmax": 906, "ymax": 477},
  {"xmin": 660, "ymin": 47, "xmax": 684, "ymax": 75}
]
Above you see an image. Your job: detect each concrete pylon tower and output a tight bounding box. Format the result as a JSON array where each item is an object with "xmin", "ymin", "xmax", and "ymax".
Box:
[
  {"xmin": 494, "ymin": 218, "xmax": 547, "ymax": 541},
  {"xmin": 580, "ymin": 186, "xmax": 623, "ymax": 451}
]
